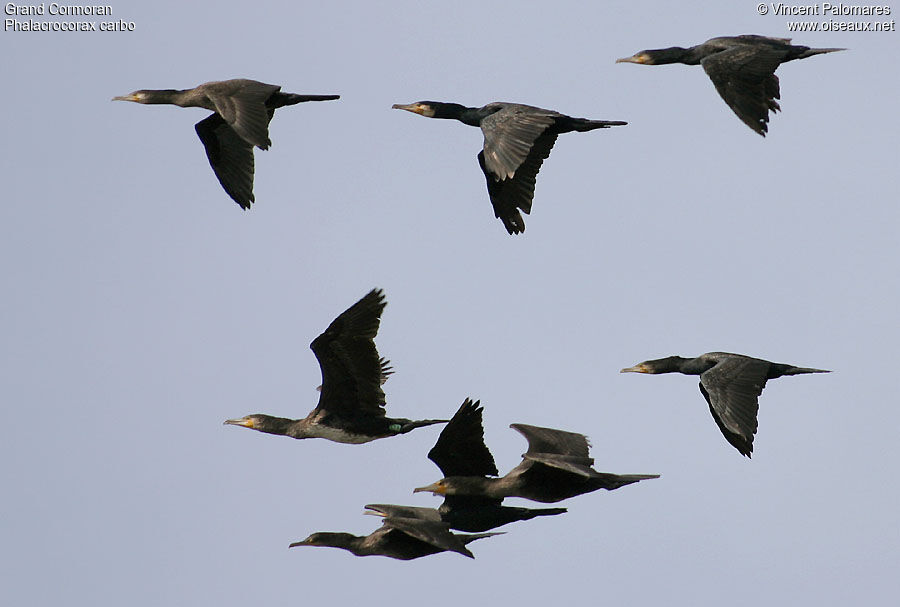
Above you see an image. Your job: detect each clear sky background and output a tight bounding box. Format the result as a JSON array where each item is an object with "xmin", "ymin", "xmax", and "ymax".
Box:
[{"xmin": 2, "ymin": 1, "xmax": 898, "ymax": 605}]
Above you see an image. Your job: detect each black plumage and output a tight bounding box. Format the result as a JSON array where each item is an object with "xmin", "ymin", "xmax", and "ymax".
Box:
[
  {"xmin": 392, "ymin": 101, "xmax": 626, "ymax": 234},
  {"xmin": 414, "ymin": 399, "xmax": 659, "ymax": 504},
  {"xmin": 224, "ymin": 289, "xmax": 445, "ymax": 443},
  {"xmin": 621, "ymin": 352, "xmax": 830, "ymax": 456},
  {"xmin": 369, "ymin": 400, "xmax": 567, "ymax": 532},
  {"xmin": 113, "ymin": 79, "xmax": 339, "ymax": 207},
  {"xmin": 290, "ymin": 515, "xmax": 500, "ymax": 560},
  {"xmin": 617, "ymin": 35, "xmax": 844, "ymax": 135}
]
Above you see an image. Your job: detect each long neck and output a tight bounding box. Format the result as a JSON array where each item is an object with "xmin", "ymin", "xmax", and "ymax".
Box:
[
  {"xmin": 639, "ymin": 356, "xmax": 700, "ymax": 375},
  {"xmin": 141, "ymin": 89, "xmax": 198, "ymax": 107},
  {"xmin": 254, "ymin": 415, "xmax": 299, "ymax": 436},
  {"xmin": 445, "ymin": 476, "xmax": 505, "ymax": 498},
  {"xmin": 432, "ymin": 103, "xmax": 482, "ymax": 126},
  {"xmin": 672, "ymin": 356, "xmax": 712, "ymax": 375},
  {"xmin": 651, "ymin": 46, "xmax": 698, "ymax": 65},
  {"xmin": 314, "ymin": 533, "xmax": 367, "ymax": 556}
]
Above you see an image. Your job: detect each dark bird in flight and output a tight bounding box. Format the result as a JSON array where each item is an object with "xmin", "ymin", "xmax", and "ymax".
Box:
[
  {"xmin": 392, "ymin": 101, "xmax": 626, "ymax": 234},
  {"xmin": 368, "ymin": 400, "xmax": 567, "ymax": 532},
  {"xmin": 224, "ymin": 289, "xmax": 445, "ymax": 443},
  {"xmin": 290, "ymin": 515, "xmax": 500, "ymax": 560},
  {"xmin": 414, "ymin": 399, "xmax": 658, "ymax": 504},
  {"xmin": 113, "ymin": 79, "xmax": 339, "ymax": 208},
  {"xmin": 616, "ymin": 35, "xmax": 844, "ymax": 135},
  {"xmin": 621, "ymin": 352, "xmax": 830, "ymax": 457}
]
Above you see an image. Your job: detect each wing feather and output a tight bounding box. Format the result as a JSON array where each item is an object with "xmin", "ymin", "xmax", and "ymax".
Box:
[
  {"xmin": 699, "ymin": 357, "xmax": 769, "ymax": 456},
  {"xmin": 309, "ymin": 289, "xmax": 388, "ymax": 419},
  {"xmin": 195, "ymin": 114, "xmax": 255, "ymax": 208},
  {"xmin": 510, "ymin": 423, "xmax": 592, "ymax": 459},
  {"xmin": 427, "ymin": 399, "xmax": 499, "ymax": 477},
  {"xmin": 701, "ymin": 46, "xmax": 787, "ymax": 135},
  {"xmin": 207, "ymin": 80, "xmax": 280, "ymax": 149}
]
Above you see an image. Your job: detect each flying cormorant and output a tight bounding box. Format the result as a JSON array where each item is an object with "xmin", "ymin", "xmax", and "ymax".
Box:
[
  {"xmin": 392, "ymin": 101, "xmax": 626, "ymax": 234},
  {"xmin": 113, "ymin": 79, "xmax": 339, "ymax": 207},
  {"xmin": 414, "ymin": 400, "xmax": 659, "ymax": 503},
  {"xmin": 617, "ymin": 35, "xmax": 844, "ymax": 135},
  {"xmin": 224, "ymin": 289, "xmax": 445, "ymax": 443},
  {"xmin": 621, "ymin": 352, "xmax": 830, "ymax": 456},
  {"xmin": 289, "ymin": 515, "xmax": 500, "ymax": 560},
  {"xmin": 368, "ymin": 400, "xmax": 567, "ymax": 532}
]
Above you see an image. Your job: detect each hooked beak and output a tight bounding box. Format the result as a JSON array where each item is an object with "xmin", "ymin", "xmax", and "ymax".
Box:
[
  {"xmin": 620, "ymin": 364, "xmax": 652, "ymax": 373},
  {"xmin": 223, "ymin": 417, "xmax": 255, "ymax": 428},
  {"xmin": 616, "ymin": 54, "xmax": 650, "ymax": 64},
  {"xmin": 413, "ymin": 482, "xmax": 446, "ymax": 495},
  {"xmin": 391, "ymin": 102, "xmax": 434, "ymax": 117}
]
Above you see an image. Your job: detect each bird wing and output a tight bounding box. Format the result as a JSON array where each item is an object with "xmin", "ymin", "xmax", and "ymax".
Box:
[
  {"xmin": 309, "ymin": 289, "xmax": 389, "ymax": 420},
  {"xmin": 698, "ymin": 357, "xmax": 769, "ymax": 456},
  {"xmin": 520, "ymin": 453, "xmax": 595, "ymax": 478},
  {"xmin": 510, "ymin": 423, "xmax": 592, "ymax": 459},
  {"xmin": 365, "ymin": 504, "xmax": 442, "ymax": 522},
  {"xmin": 427, "ymin": 399, "xmax": 499, "ymax": 477},
  {"xmin": 478, "ymin": 132, "xmax": 558, "ymax": 234},
  {"xmin": 207, "ymin": 80, "xmax": 280, "ymax": 149},
  {"xmin": 480, "ymin": 105, "xmax": 557, "ymax": 180},
  {"xmin": 514, "ymin": 456, "xmax": 658, "ymax": 497},
  {"xmin": 700, "ymin": 45, "xmax": 786, "ymax": 135},
  {"xmin": 383, "ymin": 517, "xmax": 474, "ymax": 558},
  {"xmin": 441, "ymin": 493, "xmax": 505, "ymax": 511},
  {"xmin": 194, "ymin": 114, "xmax": 256, "ymax": 209},
  {"xmin": 478, "ymin": 106, "xmax": 559, "ymax": 234}
]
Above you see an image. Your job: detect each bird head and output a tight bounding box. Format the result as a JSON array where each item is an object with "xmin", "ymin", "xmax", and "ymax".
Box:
[
  {"xmin": 616, "ymin": 52, "xmax": 654, "ymax": 64},
  {"xmin": 391, "ymin": 101, "xmax": 438, "ymax": 117},
  {"xmin": 413, "ymin": 479, "xmax": 449, "ymax": 495},
  {"xmin": 289, "ymin": 532, "xmax": 355, "ymax": 549},
  {"xmin": 112, "ymin": 89, "xmax": 179, "ymax": 104},
  {"xmin": 223, "ymin": 414, "xmax": 292, "ymax": 435}
]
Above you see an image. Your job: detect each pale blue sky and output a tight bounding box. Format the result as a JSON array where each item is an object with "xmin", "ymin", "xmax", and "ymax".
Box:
[{"xmin": 2, "ymin": 1, "xmax": 898, "ymax": 605}]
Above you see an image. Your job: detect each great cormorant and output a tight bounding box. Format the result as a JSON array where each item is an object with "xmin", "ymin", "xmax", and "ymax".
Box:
[
  {"xmin": 224, "ymin": 289, "xmax": 445, "ymax": 443},
  {"xmin": 368, "ymin": 400, "xmax": 567, "ymax": 532},
  {"xmin": 392, "ymin": 101, "xmax": 626, "ymax": 234},
  {"xmin": 621, "ymin": 352, "xmax": 830, "ymax": 456},
  {"xmin": 414, "ymin": 400, "xmax": 659, "ymax": 503},
  {"xmin": 289, "ymin": 515, "xmax": 500, "ymax": 560},
  {"xmin": 113, "ymin": 79, "xmax": 339, "ymax": 207},
  {"xmin": 616, "ymin": 35, "xmax": 844, "ymax": 135}
]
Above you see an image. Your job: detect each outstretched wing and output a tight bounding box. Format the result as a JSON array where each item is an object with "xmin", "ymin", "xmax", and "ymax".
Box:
[
  {"xmin": 478, "ymin": 105, "xmax": 560, "ymax": 234},
  {"xmin": 510, "ymin": 423, "xmax": 592, "ymax": 459},
  {"xmin": 310, "ymin": 289, "xmax": 389, "ymax": 419},
  {"xmin": 699, "ymin": 357, "xmax": 769, "ymax": 456},
  {"xmin": 427, "ymin": 399, "xmax": 499, "ymax": 477},
  {"xmin": 480, "ymin": 105, "xmax": 558, "ymax": 179},
  {"xmin": 206, "ymin": 79, "xmax": 280, "ymax": 149},
  {"xmin": 520, "ymin": 452, "xmax": 595, "ymax": 477},
  {"xmin": 384, "ymin": 517, "xmax": 474, "ymax": 558},
  {"xmin": 195, "ymin": 114, "xmax": 256, "ymax": 209},
  {"xmin": 701, "ymin": 46, "xmax": 786, "ymax": 135},
  {"xmin": 365, "ymin": 504, "xmax": 442, "ymax": 523}
]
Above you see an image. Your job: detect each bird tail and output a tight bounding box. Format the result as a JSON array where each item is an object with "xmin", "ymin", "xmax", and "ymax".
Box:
[
  {"xmin": 784, "ymin": 366, "xmax": 831, "ymax": 375},
  {"xmin": 520, "ymin": 507, "xmax": 567, "ymax": 520},
  {"xmin": 458, "ymin": 531, "xmax": 505, "ymax": 545},
  {"xmin": 273, "ymin": 93, "xmax": 341, "ymax": 107},
  {"xmin": 282, "ymin": 93, "xmax": 341, "ymax": 105},
  {"xmin": 569, "ymin": 118, "xmax": 628, "ymax": 132},
  {"xmin": 597, "ymin": 473, "xmax": 661, "ymax": 490},
  {"xmin": 394, "ymin": 418, "xmax": 448, "ymax": 434},
  {"xmin": 797, "ymin": 47, "xmax": 846, "ymax": 59}
]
